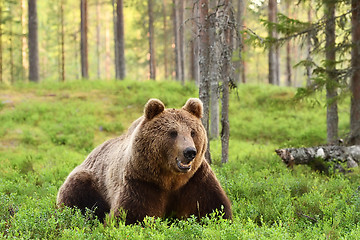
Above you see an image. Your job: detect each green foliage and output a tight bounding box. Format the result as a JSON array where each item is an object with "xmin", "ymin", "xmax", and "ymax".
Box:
[{"xmin": 0, "ymin": 81, "xmax": 359, "ymax": 238}]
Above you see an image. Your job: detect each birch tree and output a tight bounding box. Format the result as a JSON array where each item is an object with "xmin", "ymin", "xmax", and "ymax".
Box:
[{"xmin": 198, "ymin": 0, "xmax": 211, "ymax": 163}]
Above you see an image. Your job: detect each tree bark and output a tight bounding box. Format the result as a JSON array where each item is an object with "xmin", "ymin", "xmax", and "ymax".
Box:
[
  {"xmin": 349, "ymin": 0, "xmax": 360, "ymax": 145},
  {"xmin": 198, "ymin": 0, "xmax": 211, "ymax": 164},
  {"xmin": 236, "ymin": 0, "xmax": 246, "ymax": 84},
  {"xmin": 268, "ymin": 0, "xmax": 277, "ymax": 85},
  {"xmin": 220, "ymin": 0, "xmax": 233, "ymax": 164},
  {"xmin": 324, "ymin": 0, "xmax": 338, "ymax": 144},
  {"xmin": 105, "ymin": 19, "xmax": 111, "ymax": 80},
  {"xmin": 112, "ymin": 0, "xmax": 120, "ymax": 79},
  {"xmin": 306, "ymin": 1, "xmax": 312, "ymax": 87},
  {"xmin": 285, "ymin": 0, "xmax": 291, "ymax": 87},
  {"xmin": 60, "ymin": 0, "xmax": 65, "ymax": 82},
  {"xmin": 21, "ymin": 0, "xmax": 28, "ymax": 81},
  {"xmin": 173, "ymin": 0, "xmax": 184, "ymax": 83},
  {"xmin": 116, "ymin": 0, "xmax": 126, "ymax": 80},
  {"xmin": 148, "ymin": 0, "xmax": 156, "ymax": 80},
  {"xmin": 179, "ymin": 0, "xmax": 185, "ymax": 84},
  {"xmin": 96, "ymin": 0, "xmax": 101, "ymax": 79},
  {"xmin": 0, "ymin": 1, "xmax": 2, "ymax": 83},
  {"xmin": 80, "ymin": 0, "xmax": 89, "ymax": 79},
  {"xmin": 209, "ymin": 13, "xmax": 219, "ymax": 139},
  {"xmin": 275, "ymin": 146, "xmax": 360, "ymax": 169},
  {"xmin": 28, "ymin": 0, "xmax": 39, "ymax": 82},
  {"xmin": 163, "ymin": 0, "xmax": 168, "ymax": 79},
  {"xmin": 191, "ymin": 2, "xmax": 200, "ymax": 85}
]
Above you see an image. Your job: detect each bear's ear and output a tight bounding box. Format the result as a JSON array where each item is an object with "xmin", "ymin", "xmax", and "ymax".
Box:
[
  {"xmin": 183, "ymin": 98, "xmax": 203, "ymax": 119},
  {"xmin": 144, "ymin": 99, "xmax": 165, "ymax": 120}
]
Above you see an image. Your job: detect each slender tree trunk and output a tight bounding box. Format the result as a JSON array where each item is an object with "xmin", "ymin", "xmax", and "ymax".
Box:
[
  {"xmin": 10, "ymin": 18, "xmax": 14, "ymax": 83},
  {"xmin": 117, "ymin": 0, "xmax": 126, "ymax": 79},
  {"xmin": 179, "ymin": 0, "xmax": 185, "ymax": 84},
  {"xmin": 220, "ymin": 0, "xmax": 233, "ymax": 164},
  {"xmin": 105, "ymin": 19, "xmax": 111, "ymax": 79},
  {"xmin": 163, "ymin": 0, "xmax": 168, "ymax": 78},
  {"xmin": 80, "ymin": 0, "xmax": 89, "ymax": 79},
  {"xmin": 268, "ymin": 0, "xmax": 276, "ymax": 85},
  {"xmin": 350, "ymin": 0, "xmax": 360, "ymax": 145},
  {"xmin": 236, "ymin": 0, "xmax": 246, "ymax": 84},
  {"xmin": 209, "ymin": 13, "xmax": 219, "ymax": 139},
  {"xmin": 0, "ymin": 1, "xmax": 2, "ymax": 83},
  {"xmin": 306, "ymin": 1, "xmax": 312, "ymax": 87},
  {"xmin": 112, "ymin": 0, "xmax": 119, "ymax": 79},
  {"xmin": 60, "ymin": 0, "xmax": 65, "ymax": 82},
  {"xmin": 192, "ymin": 3, "xmax": 200, "ymax": 85},
  {"xmin": 324, "ymin": 0, "xmax": 338, "ymax": 144},
  {"xmin": 28, "ymin": 0, "xmax": 39, "ymax": 82},
  {"xmin": 198, "ymin": 0, "xmax": 211, "ymax": 163},
  {"xmin": 21, "ymin": 0, "xmax": 28, "ymax": 81},
  {"xmin": 148, "ymin": 0, "xmax": 156, "ymax": 80},
  {"xmin": 285, "ymin": 0, "xmax": 291, "ymax": 87},
  {"xmin": 96, "ymin": 0, "xmax": 101, "ymax": 79},
  {"xmin": 173, "ymin": 0, "xmax": 181, "ymax": 81},
  {"xmin": 274, "ymin": 1, "xmax": 279, "ymax": 86}
]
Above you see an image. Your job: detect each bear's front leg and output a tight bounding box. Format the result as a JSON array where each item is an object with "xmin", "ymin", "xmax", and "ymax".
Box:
[
  {"xmin": 170, "ymin": 161, "xmax": 232, "ymax": 220},
  {"xmin": 113, "ymin": 178, "xmax": 168, "ymax": 225}
]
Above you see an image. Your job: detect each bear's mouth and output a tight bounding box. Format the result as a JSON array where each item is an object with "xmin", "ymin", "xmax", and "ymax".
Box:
[{"xmin": 176, "ymin": 158, "xmax": 192, "ymax": 172}]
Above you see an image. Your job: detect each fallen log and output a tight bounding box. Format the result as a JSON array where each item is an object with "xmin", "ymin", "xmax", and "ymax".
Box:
[{"xmin": 275, "ymin": 145, "xmax": 360, "ymax": 171}]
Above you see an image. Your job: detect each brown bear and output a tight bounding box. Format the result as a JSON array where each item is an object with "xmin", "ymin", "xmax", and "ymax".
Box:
[{"xmin": 56, "ymin": 98, "xmax": 232, "ymax": 225}]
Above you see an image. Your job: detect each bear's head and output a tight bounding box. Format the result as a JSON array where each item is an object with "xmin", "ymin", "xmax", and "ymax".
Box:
[{"xmin": 134, "ymin": 98, "xmax": 207, "ymax": 181}]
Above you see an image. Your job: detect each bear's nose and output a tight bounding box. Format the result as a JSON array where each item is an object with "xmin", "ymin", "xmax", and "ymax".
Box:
[{"xmin": 183, "ymin": 147, "xmax": 197, "ymax": 161}]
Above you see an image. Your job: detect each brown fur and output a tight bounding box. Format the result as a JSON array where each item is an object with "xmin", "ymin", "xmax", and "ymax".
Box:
[{"xmin": 57, "ymin": 98, "xmax": 232, "ymax": 224}]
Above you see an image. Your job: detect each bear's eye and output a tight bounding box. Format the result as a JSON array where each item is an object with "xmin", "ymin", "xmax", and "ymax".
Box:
[
  {"xmin": 191, "ymin": 130, "xmax": 196, "ymax": 138},
  {"xmin": 169, "ymin": 130, "xmax": 178, "ymax": 139}
]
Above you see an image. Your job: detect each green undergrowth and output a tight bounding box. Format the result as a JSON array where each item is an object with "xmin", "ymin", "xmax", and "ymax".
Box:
[{"xmin": 1, "ymin": 80, "xmax": 359, "ymax": 239}]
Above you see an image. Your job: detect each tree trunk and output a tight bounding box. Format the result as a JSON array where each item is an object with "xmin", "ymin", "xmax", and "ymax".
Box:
[
  {"xmin": 236, "ymin": 0, "xmax": 246, "ymax": 84},
  {"xmin": 148, "ymin": 0, "xmax": 156, "ymax": 80},
  {"xmin": 116, "ymin": 0, "xmax": 126, "ymax": 80},
  {"xmin": 80, "ymin": 0, "xmax": 89, "ymax": 79},
  {"xmin": 112, "ymin": 0, "xmax": 119, "ymax": 79},
  {"xmin": 191, "ymin": 3, "xmax": 200, "ymax": 85},
  {"xmin": 10, "ymin": 17, "xmax": 14, "ymax": 83},
  {"xmin": 268, "ymin": 0, "xmax": 276, "ymax": 85},
  {"xmin": 209, "ymin": 13, "xmax": 219, "ymax": 139},
  {"xmin": 285, "ymin": 0, "xmax": 291, "ymax": 87},
  {"xmin": 198, "ymin": 0, "xmax": 211, "ymax": 164},
  {"xmin": 105, "ymin": 19, "xmax": 111, "ymax": 80},
  {"xmin": 349, "ymin": 0, "xmax": 360, "ymax": 145},
  {"xmin": 96, "ymin": 0, "xmax": 101, "ymax": 79},
  {"xmin": 21, "ymin": 0, "xmax": 28, "ymax": 81},
  {"xmin": 220, "ymin": 0, "xmax": 233, "ymax": 164},
  {"xmin": 28, "ymin": 0, "xmax": 39, "ymax": 82},
  {"xmin": 173, "ymin": 0, "xmax": 184, "ymax": 82},
  {"xmin": 60, "ymin": 0, "xmax": 65, "ymax": 82},
  {"xmin": 0, "ymin": 1, "xmax": 2, "ymax": 83},
  {"xmin": 325, "ymin": 0, "xmax": 338, "ymax": 144},
  {"xmin": 306, "ymin": 1, "xmax": 312, "ymax": 87},
  {"xmin": 163, "ymin": 0, "xmax": 168, "ymax": 79},
  {"xmin": 275, "ymin": 146, "xmax": 360, "ymax": 170},
  {"xmin": 179, "ymin": 0, "xmax": 185, "ymax": 84}
]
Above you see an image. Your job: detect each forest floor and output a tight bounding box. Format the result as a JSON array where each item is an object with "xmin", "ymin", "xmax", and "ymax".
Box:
[{"xmin": 1, "ymin": 80, "xmax": 360, "ymax": 239}]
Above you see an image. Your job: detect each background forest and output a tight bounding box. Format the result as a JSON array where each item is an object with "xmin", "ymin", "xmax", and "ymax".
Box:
[{"xmin": 1, "ymin": 0, "xmax": 360, "ymax": 239}]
